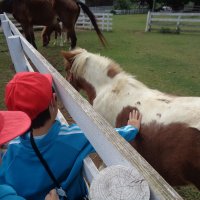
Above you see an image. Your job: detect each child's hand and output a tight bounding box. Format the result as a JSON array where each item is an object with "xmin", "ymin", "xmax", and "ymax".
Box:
[
  {"xmin": 127, "ymin": 110, "xmax": 142, "ymax": 131},
  {"xmin": 45, "ymin": 189, "xmax": 59, "ymax": 200}
]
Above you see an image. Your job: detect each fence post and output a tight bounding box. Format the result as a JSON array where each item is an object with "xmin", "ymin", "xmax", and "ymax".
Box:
[
  {"xmin": 1, "ymin": 19, "xmax": 13, "ymax": 44},
  {"xmin": 0, "ymin": 13, "xmax": 6, "ymax": 22},
  {"xmin": 145, "ymin": 11, "xmax": 151, "ymax": 32},
  {"xmin": 106, "ymin": 14, "xmax": 109, "ymax": 31},
  {"xmin": 176, "ymin": 15, "xmax": 181, "ymax": 33},
  {"xmin": 102, "ymin": 14, "xmax": 104, "ymax": 31},
  {"xmin": 7, "ymin": 35, "xmax": 28, "ymax": 72}
]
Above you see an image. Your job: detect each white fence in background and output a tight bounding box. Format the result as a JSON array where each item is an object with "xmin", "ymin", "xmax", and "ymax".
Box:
[
  {"xmin": 145, "ymin": 11, "xmax": 200, "ymax": 32},
  {"xmin": 76, "ymin": 13, "xmax": 112, "ymax": 31},
  {"xmin": 114, "ymin": 8, "xmax": 148, "ymax": 15},
  {"xmin": 6, "ymin": 12, "xmax": 112, "ymax": 32},
  {"xmin": 1, "ymin": 12, "xmax": 183, "ymax": 200}
]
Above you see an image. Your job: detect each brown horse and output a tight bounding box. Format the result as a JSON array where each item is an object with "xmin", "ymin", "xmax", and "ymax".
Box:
[{"xmin": 0, "ymin": 0, "xmax": 106, "ymax": 49}]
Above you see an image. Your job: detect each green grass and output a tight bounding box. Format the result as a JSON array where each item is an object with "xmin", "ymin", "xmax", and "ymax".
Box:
[
  {"xmin": 40, "ymin": 15, "xmax": 200, "ymax": 97},
  {"xmin": 0, "ymin": 35, "xmax": 15, "ymax": 110},
  {"xmin": 0, "ymin": 14, "xmax": 200, "ymax": 199}
]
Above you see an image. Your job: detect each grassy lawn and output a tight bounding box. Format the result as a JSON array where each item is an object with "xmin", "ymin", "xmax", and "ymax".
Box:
[{"xmin": 0, "ymin": 14, "xmax": 200, "ymax": 199}]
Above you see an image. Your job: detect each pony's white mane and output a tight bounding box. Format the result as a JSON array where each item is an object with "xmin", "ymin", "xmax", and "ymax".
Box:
[{"xmin": 71, "ymin": 48, "xmax": 148, "ymax": 90}]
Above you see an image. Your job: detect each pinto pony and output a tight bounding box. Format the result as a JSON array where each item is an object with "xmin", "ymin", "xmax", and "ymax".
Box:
[
  {"xmin": 62, "ymin": 48, "xmax": 200, "ymax": 190},
  {"xmin": 0, "ymin": 0, "xmax": 106, "ymax": 49}
]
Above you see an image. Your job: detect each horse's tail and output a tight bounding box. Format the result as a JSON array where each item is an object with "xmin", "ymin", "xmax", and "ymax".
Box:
[{"xmin": 76, "ymin": 1, "xmax": 107, "ymax": 47}]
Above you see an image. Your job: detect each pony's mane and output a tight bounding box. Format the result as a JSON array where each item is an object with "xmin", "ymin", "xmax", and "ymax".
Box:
[
  {"xmin": 71, "ymin": 48, "xmax": 148, "ymax": 89},
  {"xmin": 71, "ymin": 49, "xmax": 121, "ymax": 77},
  {"xmin": 71, "ymin": 49, "xmax": 121, "ymax": 76}
]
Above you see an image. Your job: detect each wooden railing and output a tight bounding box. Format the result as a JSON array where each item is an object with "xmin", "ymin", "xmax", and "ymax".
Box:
[
  {"xmin": 145, "ymin": 11, "xmax": 200, "ymax": 32},
  {"xmin": 76, "ymin": 13, "xmax": 112, "ymax": 31},
  {"xmin": 6, "ymin": 12, "xmax": 113, "ymax": 32}
]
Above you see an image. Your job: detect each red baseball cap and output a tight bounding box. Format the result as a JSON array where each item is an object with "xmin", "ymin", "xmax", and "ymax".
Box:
[
  {"xmin": 5, "ymin": 72, "xmax": 53, "ymax": 120},
  {"xmin": 0, "ymin": 111, "xmax": 31, "ymax": 146}
]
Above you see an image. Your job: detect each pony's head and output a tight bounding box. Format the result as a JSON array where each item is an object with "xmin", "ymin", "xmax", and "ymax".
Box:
[
  {"xmin": 61, "ymin": 48, "xmax": 123, "ymax": 103},
  {"xmin": 61, "ymin": 48, "xmax": 87, "ymax": 91},
  {"xmin": 62, "ymin": 48, "xmax": 122, "ymax": 89}
]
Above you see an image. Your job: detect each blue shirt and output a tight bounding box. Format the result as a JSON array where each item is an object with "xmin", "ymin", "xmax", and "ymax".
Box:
[
  {"xmin": 0, "ymin": 120, "xmax": 138, "ymax": 200},
  {"xmin": 0, "ymin": 185, "xmax": 25, "ymax": 200}
]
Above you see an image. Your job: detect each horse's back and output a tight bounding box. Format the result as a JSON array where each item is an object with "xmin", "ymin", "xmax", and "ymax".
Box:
[
  {"xmin": 93, "ymin": 80, "xmax": 200, "ymax": 130},
  {"xmin": 12, "ymin": 0, "xmax": 56, "ymax": 25}
]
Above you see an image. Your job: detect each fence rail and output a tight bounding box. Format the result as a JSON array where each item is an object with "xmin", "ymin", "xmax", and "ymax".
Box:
[
  {"xmin": 76, "ymin": 13, "xmax": 112, "ymax": 31},
  {"xmin": 1, "ymin": 12, "xmax": 183, "ymax": 200},
  {"xmin": 145, "ymin": 11, "xmax": 200, "ymax": 32},
  {"xmin": 114, "ymin": 8, "xmax": 148, "ymax": 15},
  {"xmin": 6, "ymin": 12, "xmax": 113, "ymax": 32}
]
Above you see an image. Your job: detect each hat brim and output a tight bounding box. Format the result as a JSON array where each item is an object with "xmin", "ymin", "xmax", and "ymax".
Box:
[{"xmin": 0, "ymin": 111, "xmax": 31, "ymax": 146}]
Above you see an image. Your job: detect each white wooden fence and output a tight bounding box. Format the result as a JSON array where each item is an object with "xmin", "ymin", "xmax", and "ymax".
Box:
[
  {"xmin": 76, "ymin": 13, "xmax": 112, "ymax": 31},
  {"xmin": 0, "ymin": 12, "xmax": 183, "ymax": 200},
  {"xmin": 145, "ymin": 11, "xmax": 200, "ymax": 32},
  {"xmin": 114, "ymin": 8, "xmax": 148, "ymax": 15},
  {"xmin": 6, "ymin": 12, "xmax": 112, "ymax": 32}
]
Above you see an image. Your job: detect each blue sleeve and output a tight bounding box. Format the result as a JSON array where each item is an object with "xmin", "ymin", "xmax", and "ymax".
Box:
[
  {"xmin": 0, "ymin": 185, "xmax": 25, "ymax": 200},
  {"xmin": 115, "ymin": 125, "xmax": 139, "ymax": 142},
  {"xmin": 69, "ymin": 124, "xmax": 138, "ymax": 143}
]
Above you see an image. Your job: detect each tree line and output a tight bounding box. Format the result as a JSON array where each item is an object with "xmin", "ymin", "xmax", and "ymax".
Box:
[{"xmin": 85, "ymin": 0, "xmax": 200, "ymax": 11}]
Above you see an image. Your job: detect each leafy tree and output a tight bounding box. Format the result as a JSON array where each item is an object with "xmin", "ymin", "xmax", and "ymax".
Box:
[
  {"xmin": 86, "ymin": 0, "xmax": 113, "ymax": 6},
  {"xmin": 137, "ymin": 0, "xmax": 153, "ymax": 10},
  {"xmin": 114, "ymin": 0, "xmax": 132, "ymax": 9},
  {"xmin": 137, "ymin": 0, "xmax": 198, "ymax": 11}
]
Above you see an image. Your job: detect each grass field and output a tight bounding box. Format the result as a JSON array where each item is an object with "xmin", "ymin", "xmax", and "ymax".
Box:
[{"xmin": 0, "ymin": 14, "xmax": 200, "ymax": 199}]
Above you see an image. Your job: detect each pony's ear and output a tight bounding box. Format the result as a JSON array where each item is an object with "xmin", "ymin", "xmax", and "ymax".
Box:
[
  {"xmin": 61, "ymin": 49, "xmax": 83, "ymax": 61},
  {"xmin": 61, "ymin": 51, "xmax": 76, "ymax": 61}
]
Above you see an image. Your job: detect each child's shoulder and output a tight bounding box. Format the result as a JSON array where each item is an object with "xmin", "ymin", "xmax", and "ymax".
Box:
[{"xmin": 59, "ymin": 123, "xmax": 84, "ymax": 136}]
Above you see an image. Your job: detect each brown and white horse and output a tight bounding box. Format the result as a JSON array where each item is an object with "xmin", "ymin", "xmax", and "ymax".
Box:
[{"xmin": 62, "ymin": 48, "xmax": 200, "ymax": 190}]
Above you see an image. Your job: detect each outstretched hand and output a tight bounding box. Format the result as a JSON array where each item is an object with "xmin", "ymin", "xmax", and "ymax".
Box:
[
  {"xmin": 45, "ymin": 189, "xmax": 59, "ymax": 200},
  {"xmin": 127, "ymin": 109, "xmax": 142, "ymax": 131}
]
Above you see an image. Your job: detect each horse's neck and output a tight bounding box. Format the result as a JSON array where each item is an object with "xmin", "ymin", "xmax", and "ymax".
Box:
[
  {"xmin": 81, "ymin": 66, "xmax": 113, "ymax": 94},
  {"xmin": 86, "ymin": 71, "xmax": 149, "ymax": 96}
]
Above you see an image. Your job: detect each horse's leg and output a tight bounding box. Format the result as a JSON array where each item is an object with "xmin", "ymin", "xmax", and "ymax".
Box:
[
  {"xmin": 55, "ymin": 1, "xmax": 79, "ymax": 49},
  {"xmin": 67, "ymin": 28, "xmax": 76, "ymax": 50},
  {"xmin": 59, "ymin": 22, "xmax": 76, "ymax": 49},
  {"xmin": 42, "ymin": 26, "xmax": 50, "ymax": 47},
  {"xmin": 54, "ymin": 30, "xmax": 58, "ymax": 46},
  {"xmin": 30, "ymin": 27, "xmax": 37, "ymax": 49},
  {"xmin": 42, "ymin": 25, "xmax": 58, "ymax": 47},
  {"xmin": 22, "ymin": 24, "xmax": 37, "ymax": 49},
  {"xmin": 59, "ymin": 32, "xmax": 64, "ymax": 47}
]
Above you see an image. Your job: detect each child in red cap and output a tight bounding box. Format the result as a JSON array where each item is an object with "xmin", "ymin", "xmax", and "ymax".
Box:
[
  {"xmin": 0, "ymin": 111, "xmax": 59, "ymax": 200},
  {"xmin": 0, "ymin": 72, "xmax": 142, "ymax": 200}
]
